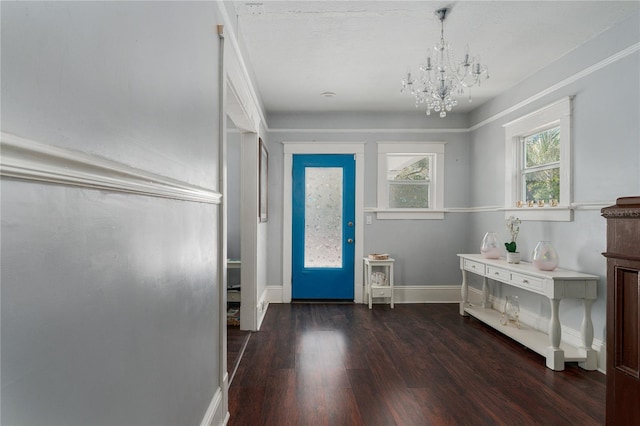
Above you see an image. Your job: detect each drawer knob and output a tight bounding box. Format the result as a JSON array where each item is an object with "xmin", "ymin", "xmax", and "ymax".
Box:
[
  {"xmin": 495, "ymin": 272, "xmax": 500, "ymax": 275},
  {"xmin": 523, "ymin": 279, "xmax": 529, "ymax": 284}
]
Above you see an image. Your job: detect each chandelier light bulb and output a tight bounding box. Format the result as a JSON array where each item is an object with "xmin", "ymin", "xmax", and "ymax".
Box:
[{"xmin": 401, "ymin": 7, "xmax": 489, "ymax": 118}]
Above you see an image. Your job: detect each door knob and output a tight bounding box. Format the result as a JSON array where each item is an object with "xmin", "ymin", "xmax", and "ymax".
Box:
[
  {"xmin": 348, "ymin": 221, "xmax": 354, "ymax": 227},
  {"xmin": 347, "ymin": 238, "xmax": 354, "ymax": 244}
]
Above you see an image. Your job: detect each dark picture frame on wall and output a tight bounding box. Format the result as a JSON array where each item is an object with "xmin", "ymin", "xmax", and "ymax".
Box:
[{"xmin": 259, "ymin": 138, "xmax": 268, "ymax": 222}]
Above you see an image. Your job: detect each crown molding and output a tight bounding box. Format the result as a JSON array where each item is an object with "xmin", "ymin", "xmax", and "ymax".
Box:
[
  {"xmin": 269, "ymin": 127, "xmax": 468, "ymax": 134},
  {"xmin": 262, "ymin": 42, "xmax": 639, "ymax": 134},
  {"xmin": 469, "ymin": 42, "xmax": 639, "ymax": 131}
]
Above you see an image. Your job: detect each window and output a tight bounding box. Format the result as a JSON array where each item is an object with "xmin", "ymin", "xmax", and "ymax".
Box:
[
  {"xmin": 522, "ymin": 126, "xmax": 561, "ymax": 203},
  {"xmin": 504, "ymin": 97, "xmax": 572, "ymax": 221},
  {"xmin": 377, "ymin": 142, "xmax": 445, "ymax": 219},
  {"xmin": 387, "ymin": 154, "xmax": 432, "ymax": 208}
]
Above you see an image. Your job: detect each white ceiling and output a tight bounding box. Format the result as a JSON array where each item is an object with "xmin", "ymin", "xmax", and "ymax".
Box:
[{"xmin": 230, "ymin": 0, "xmax": 639, "ymax": 115}]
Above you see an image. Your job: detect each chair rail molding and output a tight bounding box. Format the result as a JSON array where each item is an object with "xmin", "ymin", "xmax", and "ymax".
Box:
[{"xmin": 0, "ymin": 132, "xmax": 221, "ymax": 204}]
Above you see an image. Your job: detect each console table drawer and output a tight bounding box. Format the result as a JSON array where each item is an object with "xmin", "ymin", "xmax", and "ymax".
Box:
[
  {"xmin": 463, "ymin": 259, "xmax": 486, "ymax": 275},
  {"xmin": 511, "ymin": 273, "xmax": 543, "ymax": 292},
  {"xmin": 371, "ymin": 286, "xmax": 392, "ymax": 298},
  {"xmin": 487, "ymin": 266, "xmax": 510, "ymax": 282}
]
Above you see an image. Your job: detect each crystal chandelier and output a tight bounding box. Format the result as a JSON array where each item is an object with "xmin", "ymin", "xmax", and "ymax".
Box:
[{"xmin": 401, "ymin": 8, "xmax": 489, "ymax": 118}]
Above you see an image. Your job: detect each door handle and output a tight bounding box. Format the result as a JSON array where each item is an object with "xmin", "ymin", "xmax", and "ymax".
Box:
[
  {"xmin": 348, "ymin": 222, "xmax": 354, "ymax": 227},
  {"xmin": 347, "ymin": 238, "xmax": 354, "ymax": 244}
]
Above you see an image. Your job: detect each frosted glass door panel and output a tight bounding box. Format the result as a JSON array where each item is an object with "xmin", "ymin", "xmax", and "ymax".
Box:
[{"xmin": 304, "ymin": 167, "xmax": 343, "ymax": 268}]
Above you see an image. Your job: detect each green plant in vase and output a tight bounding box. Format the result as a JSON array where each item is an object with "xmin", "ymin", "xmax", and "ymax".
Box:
[{"xmin": 505, "ymin": 216, "xmax": 521, "ymax": 263}]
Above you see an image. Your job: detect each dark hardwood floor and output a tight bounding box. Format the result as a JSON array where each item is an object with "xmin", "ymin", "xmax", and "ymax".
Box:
[{"xmin": 229, "ymin": 303, "xmax": 605, "ymax": 425}]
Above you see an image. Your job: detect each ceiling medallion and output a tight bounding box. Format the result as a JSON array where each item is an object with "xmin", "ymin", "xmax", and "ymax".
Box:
[{"xmin": 401, "ymin": 7, "xmax": 489, "ymax": 118}]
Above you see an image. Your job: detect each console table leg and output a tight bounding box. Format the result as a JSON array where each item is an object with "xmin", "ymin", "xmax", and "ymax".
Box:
[
  {"xmin": 580, "ymin": 298, "xmax": 594, "ymax": 348},
  {"xmin": 549, "ymin": 298, "xmax": 561, "ymax": 348},
  {"xmin": 481, "ymin": 276, "xmax": 491, "ymax": 308},
  {"xmin": 546, "ymin": 298, "xmax": 565, "ymax": 371},
  {"xmin": 460, "ymin": 269, "xmax": 469, "ymax": 316},
  {"xmin": 545, "ymin": 347, "xmax": 565, "ymax": 371},
  {"xmin": 579, "ymin": 298, "xmax": 598, "ymax": 370}
]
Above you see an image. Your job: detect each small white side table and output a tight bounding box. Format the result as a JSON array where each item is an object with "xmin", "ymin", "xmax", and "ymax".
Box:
[{"xmin": 363, "ymin": 257, "xmax": 395, "ymax": 309}]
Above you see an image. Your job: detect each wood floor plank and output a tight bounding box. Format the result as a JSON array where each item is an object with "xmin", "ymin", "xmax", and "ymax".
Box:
[
  {"xmin": 323, "ymin": 386, "xmax": 364, "ymax": 425},
  {"xmin": 228, "ymin": 303, "xmax": 605, "ymax": 425}
]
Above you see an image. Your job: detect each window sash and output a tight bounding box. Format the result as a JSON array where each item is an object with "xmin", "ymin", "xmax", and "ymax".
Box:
[
  {"xmin": 522, "ymin": 127, "xmax": 561, "ymax": 168},
  {"xmin": 385, "ymin": 153, "xmax": 433, "ymax": 209},
  {"xmin": 521, "ymin": 166, "xmax": 560, "ymax": 203},
  {"xmin": 519, "ymin": 128, "xmax": 561, "ymax": 203},
  {"xmin": 376, "ymin": 142, "xmax": 445, "ymax": 219},
  {"xmin": 387, "ymin": 181, "xmax": 430, "ymax": 209}
]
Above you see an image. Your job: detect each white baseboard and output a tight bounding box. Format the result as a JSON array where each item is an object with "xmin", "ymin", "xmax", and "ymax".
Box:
[
  {"xmin": 256, "ymin": 287, "xmax": 271, "ymax": 330},
  {"xmin": 266, "ymin": 285, "xmax": 283, "ymax": 304},
  {"xmin": 200, "ymin": 386, "xmax": 226, "ymax": 426},
  {"xmin": 265, "ymin": 284, "xmax": 461, "ymax": 304},
  {"xmin": 392, "ymin": 285, "xmax": 462, "ymax": 303},
  {"xmin": 468, "ymin": 287, "xmax": 606, "ymax": 373}
]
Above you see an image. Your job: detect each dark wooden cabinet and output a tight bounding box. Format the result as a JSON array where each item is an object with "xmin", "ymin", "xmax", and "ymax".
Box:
[{"xmin": 602, "ymin": 197, "xmax": 640, "ymax": 425}]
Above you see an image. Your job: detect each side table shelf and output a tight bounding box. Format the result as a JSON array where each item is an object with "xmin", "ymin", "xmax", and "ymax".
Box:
[{"xmin": 363, "ymin": 257, "xmax": 395, "ymax": 309}]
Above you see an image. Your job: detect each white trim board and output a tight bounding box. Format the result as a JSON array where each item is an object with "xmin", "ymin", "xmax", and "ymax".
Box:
[
  {"xmin": 215, "ymin": 2, "xmax": 267, "ymax": 130},
  {"xmin": 200, "ymin": 386, "xmax": 226, "ymax": 426},
  {"xmin": 0, "ymin": 132, "xmax": 221, "ymax": 204},
  {"xmin": 265, "ymin": 284, "xmax": 461, "ymax": 305},
  {"xmin": 391, "ymin": 285, "xmax": 462, "ymax": 304},
  {"xmin": 269, "ymin": 128, "xmax": 468, "ymax": 134},
  {"xmin": 364, "ymin": 202, "xmax": 614, "ymax": 215},
  {"xmin": 469, "ymin": 42, "xmax": 640, "ymax": 132},
  {"xmin": 282, "ymin": 142, "xmax": 366, "ymax": 304},
  {"xmin": 256, "ymin": 286, "xmax": 270, "ymax": 330}
]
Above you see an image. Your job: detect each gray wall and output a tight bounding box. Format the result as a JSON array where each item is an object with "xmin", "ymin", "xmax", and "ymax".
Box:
[
  {"xmin": 1, "ymin": 2, "xmax": 222, "ymax": 425},
  {"xmin": 266, "ymin": 111, "xmax": 472, "ymax": 288},
  {"xmin": 465, "ymin": 13, "xmax": 640, "ymax": 342}
]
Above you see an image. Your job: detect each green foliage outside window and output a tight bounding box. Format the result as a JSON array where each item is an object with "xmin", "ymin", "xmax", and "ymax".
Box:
[{"xmin": 523, "ymin": 127, "xmax": 560, "ymax": 202}]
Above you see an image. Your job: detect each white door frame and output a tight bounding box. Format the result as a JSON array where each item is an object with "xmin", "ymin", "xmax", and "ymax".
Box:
[{"xmin": 282, "ymin": 142, "xmax": 365, "ymax": 303}]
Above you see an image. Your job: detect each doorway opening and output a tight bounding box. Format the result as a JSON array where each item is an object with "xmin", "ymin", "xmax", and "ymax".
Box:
[{"xmin": 282, "ymin": 142, "xmax": 366, "ymax": 304}]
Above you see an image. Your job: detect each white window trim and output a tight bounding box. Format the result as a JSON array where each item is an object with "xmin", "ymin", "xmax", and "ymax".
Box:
[
  {"xmin": 503, "ymin": 97, "xmax": 573, "ymax": 221},
  {"xmin": 377, "ymin": 142, "xmax": 446, "ymax": 220}
]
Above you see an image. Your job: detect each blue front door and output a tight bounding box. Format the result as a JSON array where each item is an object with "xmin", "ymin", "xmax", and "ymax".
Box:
[{"xmin": 292, "ymin": 154, "xmax": 355, "ymax": 299}]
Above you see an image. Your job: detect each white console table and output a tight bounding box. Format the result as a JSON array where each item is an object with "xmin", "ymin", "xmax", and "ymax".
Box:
[{"xmin": 458, "ymin": 254, "xmax": 598, "ymax": 371}]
